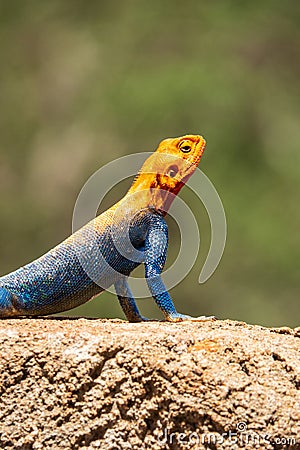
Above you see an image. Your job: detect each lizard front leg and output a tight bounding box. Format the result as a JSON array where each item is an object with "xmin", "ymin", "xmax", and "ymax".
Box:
[
  {"xmin": 114, "ymin": 277, "xmax": 149, "ymax": 322},
  {"xmin": 144, "ymin": 214, "xmax": 215, "ymax": 322}
]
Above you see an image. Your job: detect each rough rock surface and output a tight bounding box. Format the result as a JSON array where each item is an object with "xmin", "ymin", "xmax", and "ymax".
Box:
[{"xmin": 0, "ymin": 318, "xmax": 299, "ymax": 450}]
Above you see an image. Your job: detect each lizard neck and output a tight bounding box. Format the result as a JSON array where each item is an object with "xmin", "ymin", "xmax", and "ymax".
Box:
[{"xmin": 124, "ymin": 172, "xmax": 180, "ymax": 216}]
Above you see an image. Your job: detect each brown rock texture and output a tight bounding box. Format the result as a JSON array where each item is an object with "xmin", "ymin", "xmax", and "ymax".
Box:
[{"xmin": 0, "ymin": 318, "xmax": 299, "ymax": 450}]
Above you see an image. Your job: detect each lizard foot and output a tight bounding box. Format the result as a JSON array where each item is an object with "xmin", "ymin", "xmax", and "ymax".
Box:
[
  {"xmin": 129, "ymin": 316, "xmax": 158, "ymax": 323},
  {"xmin": 166, "ymin": 313, "xmax": 217, "ymax": 323}
]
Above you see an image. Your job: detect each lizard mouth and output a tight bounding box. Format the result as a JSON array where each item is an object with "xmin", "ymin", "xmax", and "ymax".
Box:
[
  {"xmin": 189, "ymin": 136, "xmax": 206, "ymax": 168},
  {"xmin": 197, "ymin": 137, "xmax": 206, "ymax": 158}
]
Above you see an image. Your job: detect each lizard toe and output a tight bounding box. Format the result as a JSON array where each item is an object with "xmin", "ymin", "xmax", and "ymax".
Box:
[{"xmin": 166, "ymin": 313, "xmax": 217, "ymax": 323}]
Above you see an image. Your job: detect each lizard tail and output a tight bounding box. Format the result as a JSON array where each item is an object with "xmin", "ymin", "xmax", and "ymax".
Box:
[{"xmin": 0, "ymin": 288, "xmax": 23, "ymax": 316}]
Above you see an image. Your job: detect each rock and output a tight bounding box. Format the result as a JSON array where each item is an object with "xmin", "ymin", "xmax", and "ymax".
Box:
[{"xmin": 0, "ymin": 318, "xmax": 299, "ymax": 449}]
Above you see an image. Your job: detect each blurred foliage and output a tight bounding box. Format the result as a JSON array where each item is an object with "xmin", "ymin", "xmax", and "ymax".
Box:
[{"xmin": 0, "ymin": 0, "xmax": 299, "ymax": 326}]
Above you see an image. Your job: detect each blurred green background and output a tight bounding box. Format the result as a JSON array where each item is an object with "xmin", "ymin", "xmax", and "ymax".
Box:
[{"xmin": 0, "ymin": 1, "xmax": 299, "ymax": 327}]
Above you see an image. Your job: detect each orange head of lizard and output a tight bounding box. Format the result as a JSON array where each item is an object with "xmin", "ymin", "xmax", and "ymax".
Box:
[{"xmin": 127, "ymin": 134, "xmax": 206, "ymax": 214}]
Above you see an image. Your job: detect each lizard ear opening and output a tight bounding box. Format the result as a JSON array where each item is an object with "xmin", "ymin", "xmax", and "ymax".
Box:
[
  {"xmin": 179, "ymin": 140, "xmax": 192, "ymax": 153},
  {"xmin": 167, "ymin": 165, "xmax": 179, "ymax": 178}
]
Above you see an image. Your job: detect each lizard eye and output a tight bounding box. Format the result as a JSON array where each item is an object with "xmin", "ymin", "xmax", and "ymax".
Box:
[
  {"xmin": 179, "ymin": 141, "xmax": 192, "ymax": 153},
  {"xmin": 167, "ymin": 165, "xmax": 178, "ymax": 178}
]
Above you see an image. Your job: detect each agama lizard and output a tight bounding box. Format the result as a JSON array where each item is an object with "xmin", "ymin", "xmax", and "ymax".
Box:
[{"xmin": 0, "ymin": 134, "xmax": 214, "ymax": 322}]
